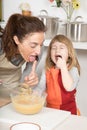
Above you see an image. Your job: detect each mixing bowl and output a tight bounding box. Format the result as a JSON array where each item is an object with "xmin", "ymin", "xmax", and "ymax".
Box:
[{"xmin": 10, "ymin": 85, "xmax": 47, "ymax": 115}]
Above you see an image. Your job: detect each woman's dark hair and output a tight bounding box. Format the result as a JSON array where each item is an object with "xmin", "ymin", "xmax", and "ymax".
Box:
[
  {"xmin": 0, "ymin": 26, "xmax": 4, "ymax": 38},
  {"xmin": 2, "ymin": 13, "xmax": 46, "ymax": 60}
]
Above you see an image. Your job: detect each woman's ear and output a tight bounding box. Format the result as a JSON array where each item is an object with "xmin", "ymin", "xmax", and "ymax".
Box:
[{"xmin": 13, "ymin": 36, "xmax": 20, "ymax": 45}]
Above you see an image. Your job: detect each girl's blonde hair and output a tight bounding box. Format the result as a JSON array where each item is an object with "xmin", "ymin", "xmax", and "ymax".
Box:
[{"xmin": 45, "ymin": 34, "xmax": 80, "ymax": 75}]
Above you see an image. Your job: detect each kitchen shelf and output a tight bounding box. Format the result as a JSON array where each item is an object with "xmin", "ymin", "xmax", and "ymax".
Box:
[
  {"xmin": 44, "ymin": 39, "xmax": 87, "ymax": 50},
  {"xmin": 1, "ymin": 21, "xmax": 87, "ymax": 50},
  {"xmin": 73, "ymin": 42, "xmax": 87, "ymax": 50}
]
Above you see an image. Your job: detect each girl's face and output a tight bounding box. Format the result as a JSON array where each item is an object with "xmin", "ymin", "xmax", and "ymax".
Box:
[
  {"xmin": 14, "ymin": 32, "xmax": 44, "ymax": 62},
  {"xmin": 51, "ymin": 41, "xmax": 69, "ymax": 64}
]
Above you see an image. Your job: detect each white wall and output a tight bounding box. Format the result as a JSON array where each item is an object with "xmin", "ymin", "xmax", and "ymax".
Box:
[
  {"xmin": 2, "ymin": 0, "xmax": 87, "ymax": 22},
  {"xmin": 2, "ymin": 0, "xmax": 87, "ymax": 116},
  {"xmin": 76, "ymin": 50, "xmax": 87, "ymax": 116}
]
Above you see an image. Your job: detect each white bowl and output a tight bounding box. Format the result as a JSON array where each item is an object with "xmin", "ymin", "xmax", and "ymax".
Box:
[{"xmin": 10, "ymin": 122, "xmax": 41, "ymax": 130}]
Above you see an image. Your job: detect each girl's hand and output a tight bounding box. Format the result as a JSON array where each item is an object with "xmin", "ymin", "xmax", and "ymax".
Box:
[
  {"xmin": 24, "ymin": 60, "xmax": 38, "ymax": 87},
  {"xmin": 56, "ymin": 56, "xmax": 67, "ymax": 69}
]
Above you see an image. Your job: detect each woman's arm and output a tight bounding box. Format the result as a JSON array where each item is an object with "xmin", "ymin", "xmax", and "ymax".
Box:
[{"xmin": 33, "ymin": 69, "xmax": 46, "ymax": 94}]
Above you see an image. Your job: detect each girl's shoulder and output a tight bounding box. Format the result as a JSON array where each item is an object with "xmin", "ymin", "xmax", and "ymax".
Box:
[
  {"xmin": 69, "ymin": 66, "xmax": 80, "ymax": 79},
  {"xmin": 69, "ymin": 67, "xmax": 80, "ymax": 90},
  {"xmin": 69, "ymin": 67, "xmax": 79, "ymax": 74}
]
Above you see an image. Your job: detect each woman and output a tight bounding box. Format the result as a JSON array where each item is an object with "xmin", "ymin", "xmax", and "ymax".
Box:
[{"xmin": 0, "ymin": 13, "xmax": 46, "ymax": 88}]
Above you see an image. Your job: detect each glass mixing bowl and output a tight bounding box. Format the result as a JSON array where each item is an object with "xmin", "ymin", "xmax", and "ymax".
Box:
[{"xmin": 10, "ymin": 84, "xmax": 47, "ymax": 115}]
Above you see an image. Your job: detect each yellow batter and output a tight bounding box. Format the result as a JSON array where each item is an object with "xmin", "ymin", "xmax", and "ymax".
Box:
[{"xmin": 11, "ymin": 92, "xmax": 45, "ymax": 114}]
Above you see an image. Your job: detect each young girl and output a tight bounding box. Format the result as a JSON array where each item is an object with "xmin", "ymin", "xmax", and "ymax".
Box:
[{"xmin": 45, "ymin": 34, "xmax": 80, "ymax": 115}]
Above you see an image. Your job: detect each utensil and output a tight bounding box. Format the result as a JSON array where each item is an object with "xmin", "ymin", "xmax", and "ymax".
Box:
[{"xmin": 18, "ymin": 83, "xmax": 33, "ymax": 95}]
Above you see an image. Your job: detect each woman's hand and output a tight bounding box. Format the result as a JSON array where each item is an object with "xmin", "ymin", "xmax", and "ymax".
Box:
[{"xmin": 24, "ymin": 60, "xmax": 38, "ymax": 87}]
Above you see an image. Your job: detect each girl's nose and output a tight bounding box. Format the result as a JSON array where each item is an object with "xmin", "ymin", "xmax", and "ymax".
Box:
[{"xmin": 56, "ymin": 47, "xmax": 60, "ymax": 53}]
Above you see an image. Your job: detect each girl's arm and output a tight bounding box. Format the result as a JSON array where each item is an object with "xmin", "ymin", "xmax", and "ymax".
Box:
[
  {"xmin": 61, "ymin": 66, "xmax": 79, "ymax": 91},
  {"xmin": 56, "ymin": 57, "xmax": 79, "ymax": 91}
]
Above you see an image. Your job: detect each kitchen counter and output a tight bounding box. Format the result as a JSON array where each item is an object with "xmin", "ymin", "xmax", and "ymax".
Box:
[
  {"xmin": 0, "ymin": 103, "xmax": 71, "ymax": 130},
  {"xmin": 0, "ymin": 103, "xmax": 87, "ymax": 130},
  {"xmin": 44, "ymin": 39, "xmax": 87, "ymax": 50},
  {"xmin": 54, "ymin": 115, "xmax": 87, "ymax": 130}
]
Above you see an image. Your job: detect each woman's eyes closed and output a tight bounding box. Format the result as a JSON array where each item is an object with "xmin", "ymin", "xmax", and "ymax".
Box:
[{"xmin": 30, "ymin": 43, "xmax": 37, "ymax": 48}]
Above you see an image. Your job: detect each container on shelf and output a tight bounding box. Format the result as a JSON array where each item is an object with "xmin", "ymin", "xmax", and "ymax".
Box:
[{"xmin": 38, "ymin": 10, "xmax": 59, "ymax": 39}]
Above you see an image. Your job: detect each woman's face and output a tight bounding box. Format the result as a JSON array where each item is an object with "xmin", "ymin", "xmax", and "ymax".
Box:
[
  {"xmin": 51, "ymin": 41, "xmax": 68, "ymax": 64},
  {"xmin": 14, "ymin": 32, "xmax": 44, "ymax": 62}
]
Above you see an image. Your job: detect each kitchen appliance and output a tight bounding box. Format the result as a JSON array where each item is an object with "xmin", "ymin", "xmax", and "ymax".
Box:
[
  {"xmin": 38, "ymin": 10, "xmax": 59, "ymax": 39},
  {"xmin": 64, "ymin": 16, "xmax": 87, "ymax": 42}
]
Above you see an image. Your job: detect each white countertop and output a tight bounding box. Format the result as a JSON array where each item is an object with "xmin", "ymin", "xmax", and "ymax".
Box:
[
  {"xmin": 54, "ymin": 115, "xmax": 87, "ymax": 130},
  {"xmin": 0, "ymin": 103, "xmax": 70, "ymax": 130},
  {"xmin": 0, "ymin": 104, "xmax": 87, "ymax": 130},
  {"xmin": 44, "ymin": 39, "xmax": 87, "ymax": 50}
]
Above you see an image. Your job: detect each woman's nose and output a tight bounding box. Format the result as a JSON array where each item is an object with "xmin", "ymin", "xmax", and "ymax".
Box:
[{"xmin": 35, "ymin": 45, "xmax": 41, "ymax": 55}]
